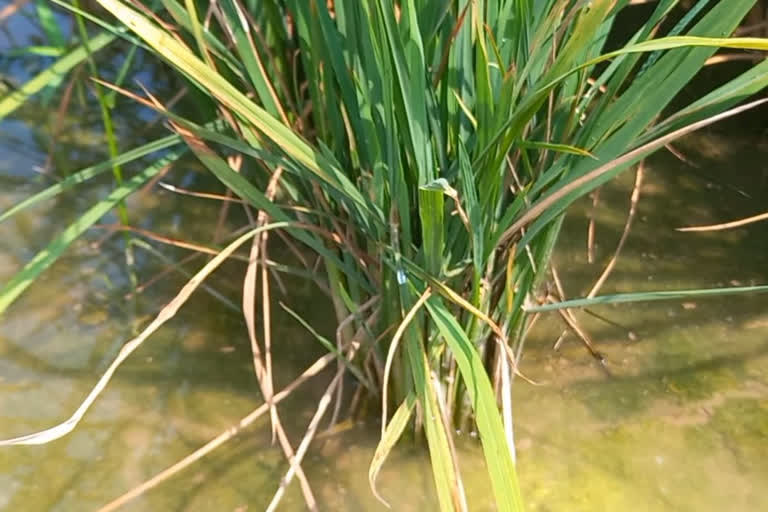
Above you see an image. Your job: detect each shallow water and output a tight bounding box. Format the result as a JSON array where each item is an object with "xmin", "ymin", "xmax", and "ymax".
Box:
[{"xmin": 2, "ymin": 13, "xmax": 768, "ymax": 512}]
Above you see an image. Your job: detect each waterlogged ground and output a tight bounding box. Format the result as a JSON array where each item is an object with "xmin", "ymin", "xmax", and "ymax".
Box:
[
  {"xmin": 2, "ymin": 109, "xmax": 768, "ymax": 511},
  {"xmin": 2, "ymin": 18, "xmax": 768, "ymax": 512},
  {"xmin": 514, "ymin": 136, "xmax": 768, "ymax": 511}
]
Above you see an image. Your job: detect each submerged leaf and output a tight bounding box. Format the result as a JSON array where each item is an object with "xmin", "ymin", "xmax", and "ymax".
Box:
[
  {"xmin": 369, "ymin": 392, "xmax": 417, "ymax": 508},
  {"xmin": 0, "ymin": 148, "xmax": 186, "ymax": 316}
]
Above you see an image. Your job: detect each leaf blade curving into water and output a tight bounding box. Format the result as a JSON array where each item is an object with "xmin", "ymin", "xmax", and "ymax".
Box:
[{"xmin": 0, "ymin": 222, "xmax": 292, "ymax": 445}]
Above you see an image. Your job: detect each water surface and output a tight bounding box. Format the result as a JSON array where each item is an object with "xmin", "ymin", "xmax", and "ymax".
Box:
[{"xmin": 2, "ymin": 13, "xmax": 768, "ymax": 511}]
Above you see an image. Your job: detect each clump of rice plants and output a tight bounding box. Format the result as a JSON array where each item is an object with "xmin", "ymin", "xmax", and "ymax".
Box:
[{"xmin": 3, "ymin": 1, "xmax": 768, "ymax": 510}]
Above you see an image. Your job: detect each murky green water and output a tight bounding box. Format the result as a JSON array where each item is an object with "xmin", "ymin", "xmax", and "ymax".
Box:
[{"xmin": 3, "ymin": 16, "xmax": 768, "ymax": 512}]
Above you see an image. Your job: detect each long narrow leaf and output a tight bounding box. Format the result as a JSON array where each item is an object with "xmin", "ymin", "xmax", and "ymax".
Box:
[
  {"xmin": 426, "ymin": 297, "xmax": 523, "ymax": 512},
  {"xmin": 0, "ymin": 134, "xmax": 183, "ymax": 223},
  {"xmin": 0, "ymin": 223, "xmax": 285, "ymax": 444},
  {"xmin": 93, "ymin": 0, "xmax": 377, "ymax": 220},
  {"xmin": 369, "ymin": 391, "xmax": 417, "ymax": 507},
  {"xmin": 0, "ymin": 31, "xmax": 116, "ymax": 120},
  {"xmin": 525, "ymin": 284, "xmax": 768, "ymax": 313},
  {"xmin": 0, "ymin": 148, "xmax": 185, "ymax": 315}
]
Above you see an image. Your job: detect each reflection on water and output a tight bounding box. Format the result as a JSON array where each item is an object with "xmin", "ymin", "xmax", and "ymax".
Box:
[{"xmin": 2, "ymin": 13, "xmax": 768, "ymax": 512}]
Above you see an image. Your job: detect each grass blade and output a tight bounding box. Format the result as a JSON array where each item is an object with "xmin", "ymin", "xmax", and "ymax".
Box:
[
  {"xmin": 506, "ymin": 98, "xmax": 768, "ymax": 248},
  {"xmin": 426, "ymin": 297, "xmax": 524, "ymax": 512},
  {"xmin": 369, "ymin": 392, "xmax": 417, "ymax": 507},
  {"xmin": 0, "ymin": 223, "xmax": 285, "ymax": 445},
  {"xmin": 0, "ymin": 31, "xmax": 116, "ymax": 120},
  {"xmin": 279, "ymin": 302, "xmax": 373, "ymax": 390},
  {"xmin": 525, "ymin": 284, "xmax": 768, "ymax": 313},
  {"xmin": 0, "ymin": 148, "xmax": 185, "ymax": 315},
  {"xmin": 93, "ymin": 0, "xmax": 376, "ymax": 218},
  {"xmin": 0, "ymin": 134, "xmax": 183, "ymax": 223}
]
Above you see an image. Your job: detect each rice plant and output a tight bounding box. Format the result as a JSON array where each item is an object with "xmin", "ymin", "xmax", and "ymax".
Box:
[{"xmin": 2, "ymin": 1, "xmax": 768, "ymax": 510}]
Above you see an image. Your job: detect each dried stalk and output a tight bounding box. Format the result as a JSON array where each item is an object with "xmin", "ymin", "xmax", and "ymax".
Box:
[
  {"xmin": 587, "ymin": 162, "xmax": 645, "ymax": 298},
  {"xmin": 97, "ymin": 352, "xmax": 336, "ymax": 512}
]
